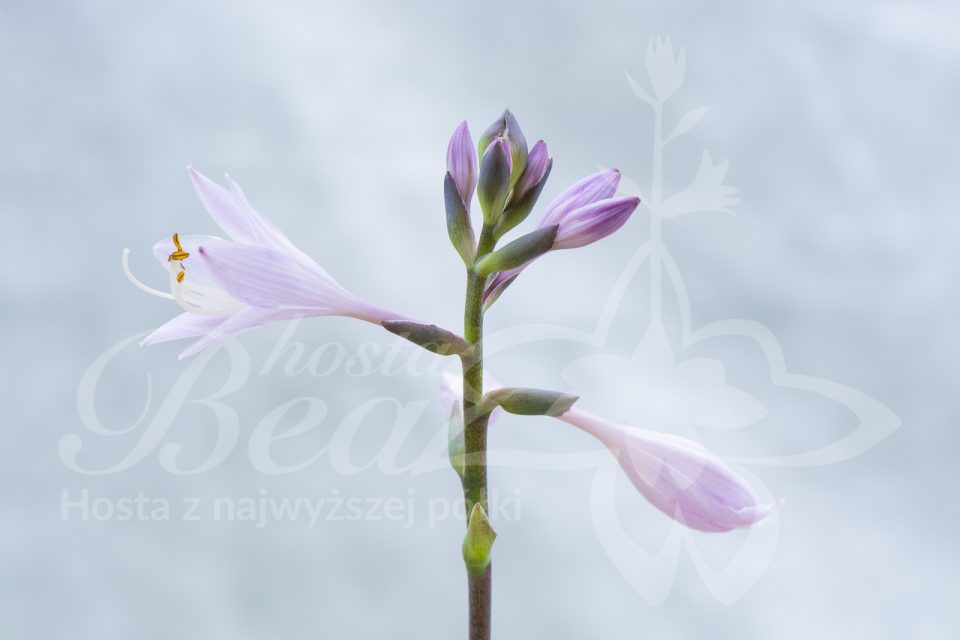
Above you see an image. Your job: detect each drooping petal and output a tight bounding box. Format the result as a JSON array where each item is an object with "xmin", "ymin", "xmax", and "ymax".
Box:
[
  {"xmin": 195, "ymin": 239, "xmax": 356, "ymax": 310},
  {"xmin": 177, "ymin": 306, "xmax": 315, "ymax": 359},
  {"xmin": 552, "ymin": 196, "xmax": 640, "ymax": 250},
  {"xmin": 560, "ymin": 408, "xmax": 772, "ymax": 532},
  {"xmin": 141, "ymin": 313, "xmax": 230, "ymax": 346},
  {"xmin": 446, "ymin": 121, "xmax": 477, "ymax": 207},
  {"xmin": 539, "ymin": 169, "xmax": 621, "ymax": 227}
]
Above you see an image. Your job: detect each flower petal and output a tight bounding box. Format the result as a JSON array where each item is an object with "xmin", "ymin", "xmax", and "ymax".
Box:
[
  {"xmin": 552, "ymin": 196, "xmax": 640, "ymax": 250},
  {"xmin": 177, "ymin": 307, "xmax": 313, "ymax": 359},
  {"xmin": 539, "ymin": 169, "xmax": 621, "ymax": 227},
  {"xmin": 622, "ymin": 431, "xmax": 771, "ymax": 532},
  {"xmin": 222, "ymin": 174, "xmax": 336, "ymax": 281},
  {"xmin": 141, "ymin": 313, "xmax": 229, "ymax": 346},
  {"xmin": 196, "ymin": 239, "xmax": 356, "ymax": 310},
  {"xmin": 188, "ymin": 167, "xmax": 259, "ymax": 244}
]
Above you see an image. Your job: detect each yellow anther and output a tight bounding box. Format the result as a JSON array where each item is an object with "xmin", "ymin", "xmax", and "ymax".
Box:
[
  {"xmin": 168, "ymin": 233, "xmax": 190, "ymax": 262},
  {"xmin": 176, "ymin": 270, "xmax": 186, "ymax": 283}
]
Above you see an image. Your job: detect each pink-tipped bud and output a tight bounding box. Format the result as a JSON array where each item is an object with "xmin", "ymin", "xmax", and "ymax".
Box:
[
  {"xmin": 446, "ymin": 121, "xmax": 477, "ymax": 208},
  {"xmin": 551, "ymin": 195, "xmax": 640, "ymax": 250}
]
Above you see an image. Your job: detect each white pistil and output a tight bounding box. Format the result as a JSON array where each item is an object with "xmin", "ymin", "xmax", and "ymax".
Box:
[{"xmin": 122, "ymin": 249, "xmax": 175, "ymax": 300}]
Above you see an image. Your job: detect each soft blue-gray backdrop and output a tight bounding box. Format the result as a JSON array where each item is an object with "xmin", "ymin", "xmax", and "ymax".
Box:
[{"xmin": 2, "ymin": 1, "xmax": 958, "ymax": 638}]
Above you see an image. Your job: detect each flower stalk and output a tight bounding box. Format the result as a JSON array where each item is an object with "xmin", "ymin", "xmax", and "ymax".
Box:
[
  {"xmin": 124, "ymin": 109, "xmax": 774, "ymax": 640},
  {"xmin": 460, "ymin": 221, "xmax": 497, "ymax": 640}
]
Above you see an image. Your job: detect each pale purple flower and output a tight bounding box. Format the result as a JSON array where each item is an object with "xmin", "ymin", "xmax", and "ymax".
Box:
[
  {"xmin": 560, "ymin": 407, "xmax": 772, "ymax": 532},
  {"xmin": 484, "ymin": 169, "xmax": 640, "ymax": 304},
  {"xmin": 446, "ymin": 121, "xmax": 477, "ymax": 208},
  {"xmin": 123, "ymin": 167, "xmax": 407, "ymax": 359}
]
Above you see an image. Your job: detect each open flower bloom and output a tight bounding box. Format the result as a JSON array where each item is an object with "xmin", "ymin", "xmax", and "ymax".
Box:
[
  {"xmin": 484, "ymin": 169, "xmax": 639, "ymax": 304},
  {"xmin": 559, "ymin": 407, "xmax": 772, "ymax": 532},
  {"xmin": 123, "ymin": 167, "xmax": 408, "ymax": 359}
]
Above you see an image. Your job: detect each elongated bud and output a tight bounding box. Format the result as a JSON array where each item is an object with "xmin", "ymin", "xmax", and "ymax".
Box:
[
  {"xmin": 552, "ymin": 196, "xmax": 640, "ymax": 250},
  {"xmin": 444, "ymin": 172, "xmax": 476, "ymax": 266},
  {"xmin": 382, "ymin": 320, "xmax": 470, "ymax": 356},
  {"xmin": 511, "ymin": 140, "xmax": 549, "ymax": 199},
  {"xmin": 446, "ymin": 121, "xmax": 477, "ymax": 207},
  {"xmin": 540, "ymin": 169, "xmax": 621, "ymax": 227},
  {"xmin": 474, "ymin": 224, "xmax": 558, "ymax": 277},
  {"xmin": 501, "ymin": 109, "xmax": 528, "ymax": 188},
  {"xmin": 483, "ymin": 387, "xmax": 579, "ymax": 417},
  {"xmin": 496, "ymin": 141, "xmax": 552, "ymax": 238},
  {"xmin": 477, "ymin": 138, "xmax": 513, "ymax": 225},
  {"xmin": 462, "ymin": 503, "xmax": 497, "ymax": 575},
  {"xmin": 477, "ymin": 117, "xmax": 505, "ymax": 160},
  {"xmin": 559, "ymin": 408, "xmax": 773, "ymax": 532}
]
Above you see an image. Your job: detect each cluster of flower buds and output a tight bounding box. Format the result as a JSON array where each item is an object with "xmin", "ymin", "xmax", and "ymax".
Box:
[{"xmin": 444, "ymin": 110, "xmax": 640, "ymax": 304}]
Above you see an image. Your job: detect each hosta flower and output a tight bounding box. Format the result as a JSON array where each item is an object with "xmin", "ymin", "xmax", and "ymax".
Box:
[
  {"xmin": 123, "ymin": 167, "xmax": 407, "ymax": 359},
  {"xmin": 559, "ymin": 407, "xmax": 772, "ymax": 532},
  {"xmin": 484, "ymin": 169, "xmax": 640, "ymax": 304}
]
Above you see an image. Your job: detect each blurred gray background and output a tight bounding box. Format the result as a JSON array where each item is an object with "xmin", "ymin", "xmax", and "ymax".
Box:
[{"xmin": 2, "ymin": 1, "xmax": 958, "ymax": 638}]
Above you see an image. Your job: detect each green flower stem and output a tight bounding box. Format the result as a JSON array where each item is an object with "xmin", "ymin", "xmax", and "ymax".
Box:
[{"xmin": 461, "ymin": 222, "xmax": 497, "ymax": 640}]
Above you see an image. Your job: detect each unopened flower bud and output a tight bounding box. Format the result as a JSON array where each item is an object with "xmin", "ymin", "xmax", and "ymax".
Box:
[
  {"xmin": 478, "ymin": 109, "xmax": 528, "ymax": 188},
  {"xmin": 462, "ymin": 503, "xmax": 497, "ymax": 575},
  {"xmin": 446, "ymin": 121, "xmax": 477, "ymax": 208},
  {"xmin": 559, "ymin": 408, "xmax": 773, "ymax": 532},
  {"xmin": 477, "ymin": 138, "xmax": 513, "ymax": 224},
  {"xmin": 552, "ymin": 195, "xmax": 640, "ymax": 250},
  {"xmin": 444, "ymin": 172, "xmax": 477, "ymax": 266},
  {"xmin": 496, "ymin": 140, "xmax": 552, "ymax": 238},
  {"xmin": 540, "ymin": 169, "xmax": 622, "ymax": 227}
]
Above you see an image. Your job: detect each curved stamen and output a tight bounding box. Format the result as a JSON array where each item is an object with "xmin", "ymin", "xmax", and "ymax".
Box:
[{"xmin": 122, "ymin": 249, "xmax": 175, "ymax": 300}]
